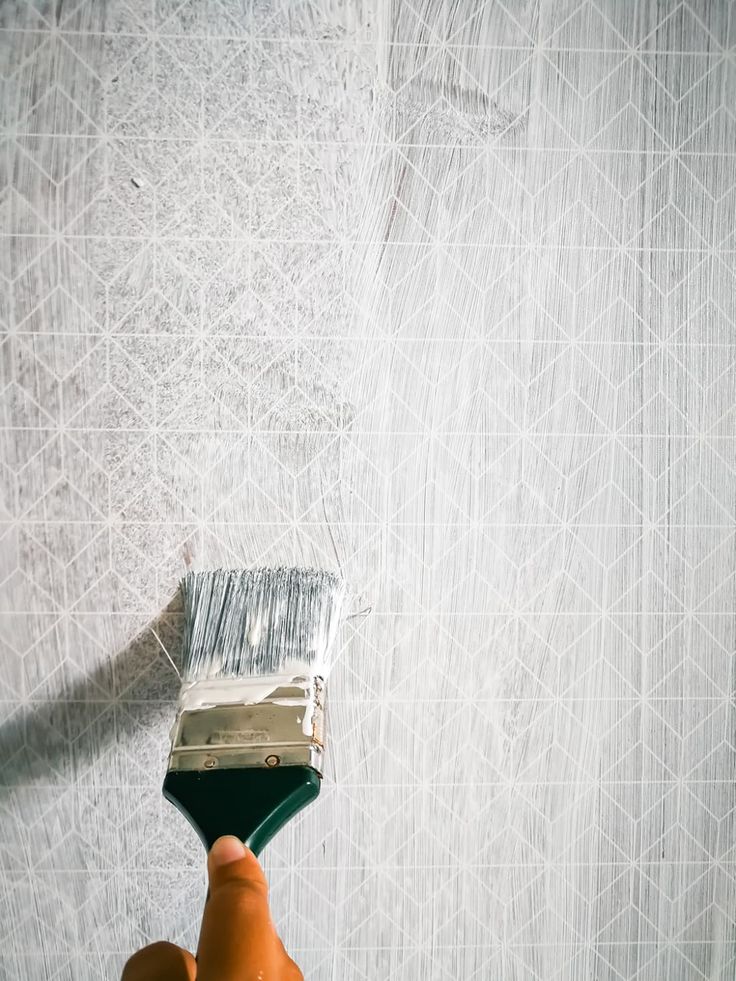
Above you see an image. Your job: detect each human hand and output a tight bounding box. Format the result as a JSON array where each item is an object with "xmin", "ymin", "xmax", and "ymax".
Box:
[{"xmin": 122, "ymin": 836, "xmax": 303, "ymax": 980}]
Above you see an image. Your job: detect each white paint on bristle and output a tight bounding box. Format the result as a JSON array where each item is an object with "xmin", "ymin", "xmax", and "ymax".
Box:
[
  {"xmin": 178, "ymin": 675, "xmax": 310, "ymax": 710},
  {"xmin": 178, "ymin": 675, "xmax": 319, "ymax": 738},
  {"xmin": 180, "ymin": 568, "xmax": 346, "ymax": 682},
  {"xmin": 247, "ymin": 620, "xmax": 263, "ymax": 649}
]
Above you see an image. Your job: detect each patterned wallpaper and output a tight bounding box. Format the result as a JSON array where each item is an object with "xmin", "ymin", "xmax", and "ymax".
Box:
[{"xmin": 1, "ymin": 1, "xmax": 735, "ymax": 978}]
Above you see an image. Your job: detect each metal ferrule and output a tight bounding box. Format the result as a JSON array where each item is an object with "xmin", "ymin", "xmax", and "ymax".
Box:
[{"xmin": 167, "ymin": 676, "xmax": 325, "ymax": 775}]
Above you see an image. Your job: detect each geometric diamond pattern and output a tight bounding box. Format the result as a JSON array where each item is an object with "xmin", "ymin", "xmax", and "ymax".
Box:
[{"xmin": 1, "ymin": 1, "xmax": 735, "ymax": 979}]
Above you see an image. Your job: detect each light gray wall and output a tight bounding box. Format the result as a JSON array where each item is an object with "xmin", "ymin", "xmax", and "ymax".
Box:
[{"xmin": 1, "ymin": 1, "xmax": 735, "ymax": 978}]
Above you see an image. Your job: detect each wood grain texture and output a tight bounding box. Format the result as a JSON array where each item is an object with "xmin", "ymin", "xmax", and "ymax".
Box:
[{"xmin": 1, "ymin": 1, "xmax": 735, "ymax": 978}]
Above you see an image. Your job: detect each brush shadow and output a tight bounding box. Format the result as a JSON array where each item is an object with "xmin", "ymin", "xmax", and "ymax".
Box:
[{"xmin": 0, "ymin": 592, "xmax": 185, "ymax": 791}]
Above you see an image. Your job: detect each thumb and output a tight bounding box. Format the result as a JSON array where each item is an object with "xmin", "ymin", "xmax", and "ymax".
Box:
[{"xmin": 196, "ymin": 836, "xmax": 302, "ymax": 981}]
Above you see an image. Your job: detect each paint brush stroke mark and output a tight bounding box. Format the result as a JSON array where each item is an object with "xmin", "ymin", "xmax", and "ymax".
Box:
[{"xmin": 386, "ymin": 87, "xmax": 525, "ymax": 145}]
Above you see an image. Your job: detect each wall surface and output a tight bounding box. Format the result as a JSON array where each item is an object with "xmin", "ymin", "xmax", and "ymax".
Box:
[{"xmin": 1, "ymin": 0, "xmax": 736, "ymax": 978}]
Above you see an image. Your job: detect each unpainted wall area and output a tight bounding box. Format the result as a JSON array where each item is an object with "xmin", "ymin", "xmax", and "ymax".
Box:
[{"xmin": 1, "ymin": 0, "xmax": 736, "ymax": 978}]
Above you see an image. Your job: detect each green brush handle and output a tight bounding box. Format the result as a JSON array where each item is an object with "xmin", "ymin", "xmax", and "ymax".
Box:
[{"xmin": 162, "ymin": 766, "xmax": 321, "ymax": 857}]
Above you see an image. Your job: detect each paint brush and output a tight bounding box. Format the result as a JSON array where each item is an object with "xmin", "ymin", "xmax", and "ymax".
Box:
[{"xmin": 163, "ymin": 567, "xmax": 346, "ymax": 856}]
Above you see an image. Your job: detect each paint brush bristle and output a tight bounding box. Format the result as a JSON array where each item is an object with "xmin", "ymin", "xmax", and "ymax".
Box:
[{"xmin": 180, "ymin": 567, "xmax": 347, "ymax": 682}]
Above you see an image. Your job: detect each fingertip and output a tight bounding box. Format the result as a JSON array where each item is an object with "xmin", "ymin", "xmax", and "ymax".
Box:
[
  {"xmin": 207, "ymin": 836, "xmax": 267, "ymax": 890},
  {"xmin": 209, "ymin": 835, "xmax": 247, "ymax": 868}
]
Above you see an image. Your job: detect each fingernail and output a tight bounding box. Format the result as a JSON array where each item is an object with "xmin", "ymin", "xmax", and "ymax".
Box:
[{"xmin": 210, "ymin": 836, "xmax": 247, "ymax": 867}]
